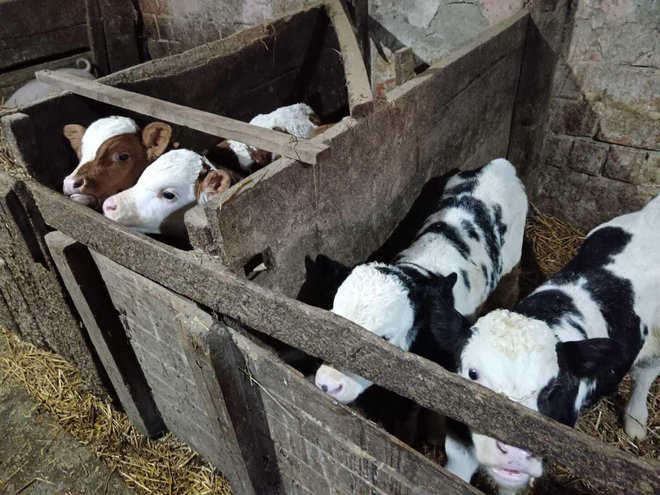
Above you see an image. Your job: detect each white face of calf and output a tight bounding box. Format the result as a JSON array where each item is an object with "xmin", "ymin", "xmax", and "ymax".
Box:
[
  {"xmin": 460, "ymin": 310, "xmax": 553, "ymax": 490},
  {"xmin": 315, "ymin": 263, "xmax": 414, "ymax": 403},
  {"xmin": 102, "ymin": 149, "xmax": 232, "ymax": 235}
]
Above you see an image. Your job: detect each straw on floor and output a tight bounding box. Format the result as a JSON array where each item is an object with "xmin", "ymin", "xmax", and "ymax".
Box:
[{"xmin": 0, "ymin": 326, "xmax": 232, "ymax": 495}]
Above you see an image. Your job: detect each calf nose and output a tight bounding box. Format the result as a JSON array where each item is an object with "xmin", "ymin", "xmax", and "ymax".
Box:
[
  {"xmin": 315, "ymin": 374, "xmax": 344, "ymax": 397},
  {"xmin": 63, "ymin": 176, "xmax": 85, "ymax": 195},
  {"xmin": 497, "ymin": 441, "xmax": 534, "ymax": 464},
  {"xmin": 103, "ymin": 197, "xmax": 118, "ymax": 215}
]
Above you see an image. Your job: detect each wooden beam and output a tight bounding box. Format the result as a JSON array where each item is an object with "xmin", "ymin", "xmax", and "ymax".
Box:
[
  {"xmin": 29, "ymin": 182, "xmax": 659, "ymax": 495},
  {"xmin": 394, "ymin": 47, "xmax": 415, "ymax": 86},
  {"xmin": 353, "ymin": 0, "xmax": 371, "ymax": 81},
  {"xmin": 325, "ymin": 0, "xmax": 374, "ymax": 117},
  {"xmin": 35, "ymin": 70, "xmax": 330, "ymax": 165},
  {"xmin": 84, "ymin": 0, "xmax": 109, "ymax": 75},
  {"xmin": 45, "ymin": 232, "xmax": 165, "ymax": 437}
]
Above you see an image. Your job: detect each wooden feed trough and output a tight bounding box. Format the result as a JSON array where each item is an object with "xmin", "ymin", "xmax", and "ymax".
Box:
[{"xmin": 1, "ymin": 2, "xmax": 657, "ymax": 494}]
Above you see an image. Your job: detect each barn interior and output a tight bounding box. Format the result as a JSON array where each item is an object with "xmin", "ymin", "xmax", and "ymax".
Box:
[{"xmin": 0, "ymin": 1, "xmax": 657, "ymax": 495}]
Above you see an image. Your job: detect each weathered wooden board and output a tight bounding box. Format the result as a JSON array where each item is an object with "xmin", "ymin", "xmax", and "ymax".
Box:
[
  {"xmin": 325, "ymin": 0, "xmax": 373, "ymax": 115},
  {"xmin": 0, "ymin": 173, "xmax": 107, "ymax": 395},
  {"xmin": 36, "ymin": 70, "xmax": 330, "ymax": 166},
  {"xmin": 0, "ymin": 0, "xmax": 88, "ymax": 71},
  {"xmin": 45, "ymin": 232, "xmax": 164, "ymax": 437},
  {"xmin": 27, "ymin": 182, "xmax": 659, "ymax": 494},
  {"xmin": 80, "ymin": 252, "xmax": 473, "ymax": 494},
  {"xmin": 100, "ymin": 5, "xmax": 348, "ymax": 123},
  {"xmin": 202, "ymin": 11, "xmax": 528, "ymax": 296}
]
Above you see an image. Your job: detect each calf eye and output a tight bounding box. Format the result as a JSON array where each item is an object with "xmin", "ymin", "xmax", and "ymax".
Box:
[
  {"xmin": 162, "ymin": 191, "xmax": 177, "ymax": 201},
  {"xmin": 468, "ymin": 368, "xmax": 478, "ymax": 380},
  {"xmin": 116, "ymin": 152, "xmax": 130, "ymax": 161},
  {"xmin": 381, "ymin": 336, "xmax": 390, "ymax": 342}
]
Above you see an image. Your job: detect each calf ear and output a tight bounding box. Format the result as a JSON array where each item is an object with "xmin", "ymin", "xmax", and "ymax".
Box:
[
  {"xmin": 557, "ymin": 338, "xmax": 619, "ymax": 377},
  {"xmin": 142, "ymin": 122, "xmax": 172, "ymax": 160},
  {"xmin": 314, "ymin": 255, "xmax": 352, "ymax": 283},
  {"xmin": 196, "ymin": 169, "xmax": 236, "ymax": 204},
  {"xmin": 425, "ymin": 273, "xmax": 470, "ymax": 355},
  {"xmin": 63, "ymin": 124, "xmax": 86, "ymax": 159}
]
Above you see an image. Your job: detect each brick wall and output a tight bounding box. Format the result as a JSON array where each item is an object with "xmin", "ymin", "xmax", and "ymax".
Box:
[{"xmin": 530, "ymin": 0, "xmax": 659, "ymax": 228}]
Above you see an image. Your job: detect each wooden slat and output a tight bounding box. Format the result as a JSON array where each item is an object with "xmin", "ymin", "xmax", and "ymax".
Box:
[
  {"xmin": 353, "ymin": 0, "xmax": 371, "ymax": 81},
  {"xmin": 175, "ymin": 315, "xmax": 273, "ymax": 495},
  {"xmin": 394, "ymin": 47, "xmax": 415, "ymax": 86},
  {"xmin": 34, "ymin": 70, "xmax": 331, "ymax": 165},
  {"xmin": 28, "ymin": 182, "xmax": 659, "ymax": 495},
  {"xmin": 45, "ymin": 232, "xmax": 165, "ymax": 437},
  {"xmin": 325, "ymin": 0, "xmax": 374, "ymax": 117}
]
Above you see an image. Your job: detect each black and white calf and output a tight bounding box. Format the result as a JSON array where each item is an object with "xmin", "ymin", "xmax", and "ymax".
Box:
[
  {"xmin": 450, "ymin": 194, "xmax": 660, "ymax": 493},
  {"xmin": 314, "ymin": 158, "xmax": 528, "ymax": 403}
]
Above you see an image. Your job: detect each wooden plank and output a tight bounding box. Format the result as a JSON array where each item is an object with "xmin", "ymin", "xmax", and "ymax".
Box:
[
  {"xmin": 0, "ymin": 0, "xmax": 86, "ymax": 39},
  {"xmin": 84, "ymin": 0, "xmax": 110, "ymax": 75},
  {"xmin": 0, "ymin": 25, "xmax": 89, "ymax": 71},
  {"xmin": 353, "ymin": 0, "xmax": 371, "ymax": 81},
  {"xmin": 394, "ymin": 47, "xmax": 415, "ymax": 86},
  {"xmin": 233, "ymin": 329, "xmax": 478, "ymax": 495},
  {"xmin": 96, "ymin": 0, "xmax": 141, "ymax": 72},
  {"xmin": 325, "ymin": 0, "xmax": 374, "ymax": 117},
  {"xmin": 175, "ymin": 316, "xmax": 273, "ymax": 495},
  {"xmin": 28, "ymin": 182, "xmax": 659, "ymax": 494},
  {"xmin": 35, "ymin": 70, "xmax": 330, "ymax": 165},
  {"xmin": 45, "ymin": 232, "xmax": 164, "ymax": 437}
]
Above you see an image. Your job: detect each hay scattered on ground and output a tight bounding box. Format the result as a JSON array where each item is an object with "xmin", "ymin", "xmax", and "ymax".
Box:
[
  {"xmin": 0, "ymin": 113, "xmax": 29, "ymax": 179},
  {"xmin": 0, "ymin": 326, "xmax": 232, "ymax": 495},
  {"xmin": 525, "ymin": 207, "xmax": 585, "ymax": 277}
]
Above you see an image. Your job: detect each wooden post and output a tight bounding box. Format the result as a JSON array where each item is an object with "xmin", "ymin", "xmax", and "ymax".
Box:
[
  {"xmin": 45, "ymin": 232, "xmax": 165, "ymax": 437},
  {"xmin": 176, "ymin": 316, "xmax": 284, "ymax": 495},
  {"xmin": 354, "ymin": 0, "xmax": 371, "ymax": 82},
  {"xmin": 84, "ymin": 0, "xmax": 110, "ymax": 75},
  {"xmin": 325, "ymin": 0, "xmax": 374, "ymax": 117},
  {"xmin": 394, "ymin": 47, "xmax": 416, "ymax": 86},
  {"xmin": 35, "ymin": 70, "xmax": 330, "ymax": 166}
]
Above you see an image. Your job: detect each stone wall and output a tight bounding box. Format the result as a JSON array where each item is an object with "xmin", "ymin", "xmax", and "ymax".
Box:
[{"xmin": 530, "ymin": 0, "xmax": 659, "ymax": 228}]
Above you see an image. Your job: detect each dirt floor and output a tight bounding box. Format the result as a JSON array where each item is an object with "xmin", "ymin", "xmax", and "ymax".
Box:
[{"xmin": 0, "ymin": 364, "xmax": 136, "ymax": 495}]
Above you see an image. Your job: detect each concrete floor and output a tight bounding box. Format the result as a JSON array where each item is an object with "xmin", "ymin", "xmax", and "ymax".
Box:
[{"xmin": 0, "ymin": 373, "xmax": 135, "ymax": 495}]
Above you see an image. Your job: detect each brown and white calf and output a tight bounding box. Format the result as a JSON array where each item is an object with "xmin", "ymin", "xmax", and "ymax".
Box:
[
  {"xmin": 103, "ymin": 149, "xmax": 242, "ymax": 236},
  {"xmin": 448, "ymin": 194, "xmax": 660, "ymax": 493},
  {"xmin": 62, "ymin": 116, "xmax": 171, "ymax": 209}
]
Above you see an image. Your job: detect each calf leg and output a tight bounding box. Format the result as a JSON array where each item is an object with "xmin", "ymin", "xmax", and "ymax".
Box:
[{"xmin": 624, "ymin": 358, "xmax": 659, "ymax": 440}]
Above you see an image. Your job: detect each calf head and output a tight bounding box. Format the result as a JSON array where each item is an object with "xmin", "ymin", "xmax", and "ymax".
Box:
[
  {"xmin": 62, "ymin": 116, "xmax": 171, "ymax": 209},
  {"xmin": 103, "ymin": 149, "xmax": 238, "ymax": 235},
  {"xmin": 315, "ymin": 262, "xmax": 466, "ymax": 403},
  {"xmin": 459, "ymin": 309, "xmax": 618, "ymax": 491}
]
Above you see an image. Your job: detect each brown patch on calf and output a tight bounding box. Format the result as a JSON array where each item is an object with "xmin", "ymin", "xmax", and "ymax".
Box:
[
  {"xmin": 308, "ymin": 113, "xmax": 321, "ymax": 126},
  {"xmin": 195, "ymin": 165, "xmax": 242, "ymax": 204},
  {"xmin": 70, "ymin": 134, "xmax": 151, "ymax": 209},
  {"xmin": 248, "ymin": 148, "xmax": 274, "ymax": 168}
]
